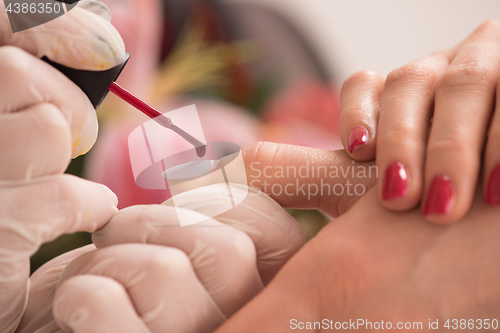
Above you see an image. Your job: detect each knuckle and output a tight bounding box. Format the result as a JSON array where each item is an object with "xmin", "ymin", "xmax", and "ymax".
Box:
[
  {"xmin": 440, "ymin": 61, "xmax": 493, "ymax": 90},
  {"xmin": 477, "ymin": 19, "xmax": 500, "ymax": 35},
  {"xmin": 56, "ymin": 276, "xmax": 126, "ymax": 312},
  {"xmin": 430, "ymin": 48, "xmax": 449, "ymax": 57},
  {"xmin": 86, "ymin": 279, "xmax": 126, "ymax": 306},
  {"xmin": 8, "ymin": 175, "xmax": 73, "ymax": 223},
  {"xmin": 147, "ymin": 248, "xmax": 192, "ymax": 278},
  {"xmin": 229, "ymin": 230, "xmax": 256, "ymax": 264},
  {"xmin": 427, "ymin": 136, "xmax": 469, "ymax": 157},
  {"xmin": 0, "ymin": 46, "xmax": 30, "ymax": 78},
  {"xmin": 344, "ymin": 70, "xmax": 382, "ymax": 88},
  {"xmin": 51, "ymin": 175, "xmax": 76, "ymax": 206},
  {"xmin": 137, "ymin": 204, "xmax": 172, "ymax": 227},
  {"xmin": 82, "ymin": 280, "xmax": 127, "ymax": 312},
  {"xmin": 42, "ymin": 176, "xmax": 76, "ymax": 223},
  {"xmin": 34, "ymin": 104, "xmax": 69, "ymax": 136},
  {"xmin": 339, "ymin": 103, "xmax": 374, "ymax": 123},
  {"xmin": 378, "ymin": 126, "xmax": 420, "ymax": 150},
  {"xmin": 386, "ymin": 63, "xmax": 437, "ymax": 88}
]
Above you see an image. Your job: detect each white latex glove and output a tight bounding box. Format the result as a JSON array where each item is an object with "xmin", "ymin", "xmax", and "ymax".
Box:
[
  {"xmin": 22, "ymin": 184, "xmax": 303, "ymax": 333},
  {"xmin": 0, "ymin": 0, "xmax": 125, "ymax": 159},
  {"xmin": 0, "ymin": 2, "xmax": 124, "ymax": 332}
]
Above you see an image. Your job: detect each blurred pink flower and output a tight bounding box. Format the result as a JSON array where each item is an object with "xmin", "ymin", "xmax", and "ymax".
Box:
[
  {"xmin": 86, "ymin": 99, "xmax": 259, "ymax": 208},
  {"xmin": 260, "ymin": 80, "xmax": 342, "ymax": 150}
]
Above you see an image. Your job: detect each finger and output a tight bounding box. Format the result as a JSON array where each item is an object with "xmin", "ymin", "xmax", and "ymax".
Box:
[
  {"xmin": 243, "ymin": 142, "xmax": 377, "ymax": 218},
  {"xmin": 340, "ymin": 70, "xmax": 385, "ymax": 160},
  {"xmin": 0, "ymin": 2, "xmax": 125, "ymax": 70},
  {"xmin": 376, "ymin": 54, "xmax": 450, "ymax": 211},
  {"xmin": 16, "ymin": 245, "xmax": 97, "ymax": 333},
  {"xmin": 93, "ymin": 204, "xmax": 263, "ymax": 316},
  {"xmin": 423, "ymin": 20, "xmax": 500, "ymax": 223},
  {"xmin": 54, "ymin": 275, "xmax": 151, "ymax": 333},
  {"xmin": 162, "ymin": 184, "xmax": 305, "ymax": 284},
  {"xmin": 484, "ymin": 76, "xmax": 500, "ymax": 206},
  {"xmin": 77, "ymin": 0, "xmax": 112, "ymax": 22},
  {"xmin": 0, "ymin": 47, "xmax": 97, "ymax": 158},
  {"xmin": 0, "ymin": 174, "xmax": 117, "ymax": 256},
  {"xmin": 57, "ymin": 244, "xmax": 225, "ymax": 333},
  {"xmin": 0, "ymin": 103, "xmax": 71, "ymax": 180},
  {"xmin": 0, "ymin": 175, "xmax": 117, "ymax": 331}
]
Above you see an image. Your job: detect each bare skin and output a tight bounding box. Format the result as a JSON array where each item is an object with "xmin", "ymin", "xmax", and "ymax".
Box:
[{"xmin": 216, "ymin": 184, "xmax": 500, "ymax": 332}]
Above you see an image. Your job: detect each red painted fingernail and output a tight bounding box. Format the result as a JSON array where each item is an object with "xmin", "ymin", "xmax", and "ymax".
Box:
[
  {"xmin": 424, "ymin": 175, "xmax": 454, "ymax": 215},
  {"xmin": 383, "ymin": 162, "xmax": 408, "ymax": 200},
  {"xmin": 348, "ymin": 127, "xmax": 368, "ymax": 153},
  {"xmin": 486, "ymin": 164, "xmax": 500, "ymax": 206}
]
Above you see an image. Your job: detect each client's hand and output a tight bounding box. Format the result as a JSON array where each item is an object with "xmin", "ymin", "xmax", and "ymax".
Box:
[
  {"xmin": 339, "ymin": 19, "xmax": 500, "ymax": 224},
  {"xmin": 216, "ymin": 185, "xmax": 500, "ymax": 332},
  {"xmin": 17, "ymin": 185, "xmax": 304, "ymax": 333}
]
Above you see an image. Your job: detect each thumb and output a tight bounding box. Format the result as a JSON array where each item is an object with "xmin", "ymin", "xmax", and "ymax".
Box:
[
  {"xmin": 243, "ymin": 142, "xmax": 377, "ymax": 218},
  {"xmin": 0, "ymin": 175, "xmax": 118, "ymax": 332},
  {"xmin": 0, "ymin": 1, "xmax": 125, "ymax": 70}
]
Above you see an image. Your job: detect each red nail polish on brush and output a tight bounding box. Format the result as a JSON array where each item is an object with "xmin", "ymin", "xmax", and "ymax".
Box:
[
  {"xmin": 487, "ymin": 164, "xmax": 500, "ymax": 206},
  {"xmin": 348, "ymin": 127, "xmax": 368, "ymax": 153},
  {"xmin": 42, "ymin": 53, "xmax": 206, "ymax": 157},
  {"xmin": 107, "ymin": 82, "xmax": 206, "ymax": 157},
  {"xmin": 383, "ymin": 162, "xmax": 408, "ymax": 200},
  {"xmin": 424, "ymin": 175, "xmax": 454, "ymax": 215}
]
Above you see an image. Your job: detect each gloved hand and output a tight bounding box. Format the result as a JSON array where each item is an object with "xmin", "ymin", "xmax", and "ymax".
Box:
[
  {"xmin": 13, "ymin": 184, "xmax": 304, "ymax": 333},
  {"xmin": 0, "ymin": 0, "xmax": 125, "ymax": 160},
  {"xmin": 17, "ymin": 142, "xmax": 376, "ymax": 332},
  {"xmin": 0, "ymin": 2, "xmax": 124, "ymax": 332}
]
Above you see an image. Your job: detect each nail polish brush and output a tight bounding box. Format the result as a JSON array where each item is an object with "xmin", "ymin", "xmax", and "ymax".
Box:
[{"xmin": 42, "ymin": 53, "xmax": 206, "ymax": 157}]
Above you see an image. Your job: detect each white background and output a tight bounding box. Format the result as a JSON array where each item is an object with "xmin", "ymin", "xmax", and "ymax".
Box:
[{"xmin": 222, "ymin": 0, "xmax": 500, "ymax": 81}]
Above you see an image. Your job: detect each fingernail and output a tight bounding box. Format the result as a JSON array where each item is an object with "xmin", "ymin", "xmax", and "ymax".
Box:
[
  {"xmin": 486, "ymin": 164, "xmax": 500, "ymax": 206},
  {"xmin": 424, "ymin": 175, "xmax": 454, "ymax": 215},
  {"xmin": 348, "ymin": 127, "xmax": 368, "ymax": 153},
  {"xmin": 383, "ymin": 162, "xmax": 408, "ymax": 200}
]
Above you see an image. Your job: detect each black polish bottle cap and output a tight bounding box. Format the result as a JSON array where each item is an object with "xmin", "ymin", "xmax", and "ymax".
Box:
[{"xmin": 42, "ymin": 53, "xmax": 131, "ymax": 109}]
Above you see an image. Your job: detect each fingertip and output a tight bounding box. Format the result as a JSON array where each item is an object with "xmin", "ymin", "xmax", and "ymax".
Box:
[
  {"xmin": 341, "ymin": 70, "xmax": 384, "ymax": 161},
  {"xmin": 36, "ymin": 7, "xmax": 126, "ymax": 71},
  {"xmin": 54, "ymin": 175, "xmax": 119, "ymax": 232},
  {"xmin": 378, "ymin": 159, "xmax": 426, "ymax": 213},
  {"xmin": 99, "ymin": 183, "xmax": 119, "ymax": 207},
  {"xmin": 70, "ymin": 103, "xmax": 98, "ymax": 158},
  {"xmin": 346, "ymin": 126, "xmax": 375, "ymax": 161},
  {"xmin": 347, "ymin": 126, "xmax": 368, "ymax": 153},
  {"xmin": 342, "ymin": 70, "xmax": 385, "ymax": 92},
  {"xmin": 54, "ymin": 275, "xmax": 147, "ymax": 333},
  {"xmin": 71, "ymin": 7, "xmax": 126, "ymax": 69},
  {"xmin": 77, "ymin": 0, "xmax": 112, "ymax": 22},
  {"xmin": 379, "ymin": 161, "xmax": 411, "ymax": 211},
  {"xmin": 421, "ymin": 175, "xmax": 465, "ymax": 225}
]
